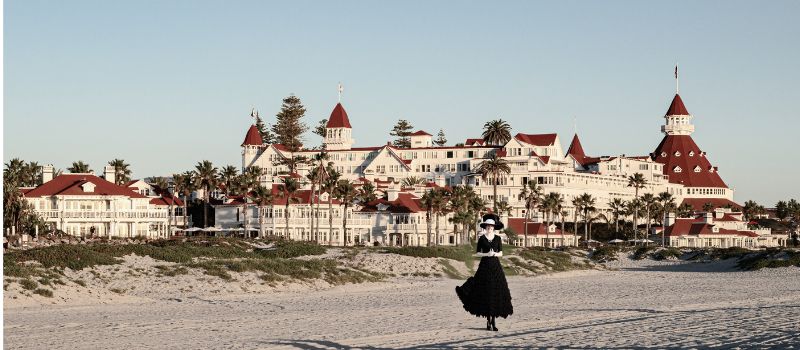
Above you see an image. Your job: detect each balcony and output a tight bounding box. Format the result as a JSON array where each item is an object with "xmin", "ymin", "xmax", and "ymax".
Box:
[{"xmin": 37, "ymin": 209, "xmax": 169, "ymax": 220}]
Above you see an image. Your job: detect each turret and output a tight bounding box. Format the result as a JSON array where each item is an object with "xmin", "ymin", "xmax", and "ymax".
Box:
[
  {"xmin": 661, "ymin": 94, "xmax": 695, "ymax": 136},
  {"xmin": 323, "ymin": 103, "xmax": 354, "ymax": 150},
  {"xmin": 241, "ymin": 124, "xmax": 262, "ymax": 170}
]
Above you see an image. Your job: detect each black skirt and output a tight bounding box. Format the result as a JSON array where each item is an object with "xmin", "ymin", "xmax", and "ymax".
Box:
[{"xmin": 455, "ymin": 256, "xmax": 513, "ymax": 318}]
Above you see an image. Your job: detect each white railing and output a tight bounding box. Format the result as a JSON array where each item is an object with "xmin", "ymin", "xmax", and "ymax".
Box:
[{"xmin": 37, "ymin": 209, "xmax": 168, "ymax": 220}]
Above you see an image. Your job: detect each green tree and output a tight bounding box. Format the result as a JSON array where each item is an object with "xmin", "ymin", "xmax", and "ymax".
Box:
[
  {"xmin": 702, "ymin": 202, "xmax": 714, "ymax": 213},
  {"xmin": 677, "ymin": 202, "xmax": 694, "ymax": 218},
  {"xmin": 314, "ymin": 119, "xmax": 328, "ymax": 139},
  {"xmin": 107, "ymin": 159, "xmax": 131, "ymax": 185},
  {"xmin": 68, "ymin": 161, "xmax": 92, "ymax": 174},
  {"xmin": 251, "ymin": 185, "xmax": 274, "ymax": 238},
  {"xmin": 776, "ymin": 201, "xmax": 789, "ymax": 221},
  {"xmin": 333, "ymin": 179, "xmax": 359, "ymax": 246},
  {"xmin": 476, "ymin": 153, "xmax": 510, "ymax": 212},
  {"xmin": 627, "ymin": 173, "xmax": 647, "ymax": 245},
  {"xmin": 323, "ymin": 167, "xmax": 341, "ymax": 245},
  {"xmin": 481, "ymin": 119, "xmax": 512, "ymax": 146},
  {"xmin": 278, "ymin": 177, "xmax": 301, "ymax": 239},
  {"xmin": 193, "ymin": 160, "xmax": 218, "ymax": 228},
  {"xmin": 743, "ymin": 200, "xmax": 760, "ymax": 221},
  {"xmin": 421, "ymin": 190, "xmax": 436, "ymax": 247},
  {"xmin": 271, "ymin": 95, "xmax": 309, "ymax": 152},
  {"xmin": 219, "ymin": 165, "xmax": 239, "ymax": 197},
  {"xmin": 577, "ymin": 193, "xmax": 596, "ymax": 243},
  {"xmin": 641, "ymin": 193, "xmax": 657, "ymax": 242},
  {"xmin": 254, "ymin": 110, "xmax": 276, "ymax": 144},
  {"xmin": 172, "ymin": 172, "xmax": 195, "ymax": 229},
  {"xmin": 237, "ymin": 166, "xmax": 262, "ymax": 237},
  {"xmin": 518, "ymin": 180, "xmax": 542, "ymax": 247},
  {"xmin": 434, "ymin": 129, "xmax": 447, "ymax": 147},
  {"xmin": 608, "ymin": 198, "xmax": 627, "ymax": 238},
  {"xmin": 390, "ymin": 119, "xmax": 414, "ymax": 148},
  {"xmin": 657, "ymin": 192, "xmax": 676, "ymax": 246},
  {"xmin": 401, "ymin": 176, "xmax": 425, "ymax": 187}
]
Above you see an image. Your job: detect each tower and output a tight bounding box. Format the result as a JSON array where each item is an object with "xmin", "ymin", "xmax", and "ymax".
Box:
[
  {"xmin": 661, "ymin": 94, "xmax": 695, "ymax": 136},
  {"xmin": 241, "ymin": 124, "xmax": 262, "ymax": 170},
  {"xmin": 323, "ymin": 103, "xmax": 354, "ymax": 150}
]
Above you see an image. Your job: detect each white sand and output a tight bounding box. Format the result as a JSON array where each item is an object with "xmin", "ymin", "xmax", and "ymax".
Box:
[{"xmin": 5, "ymin": 255, "xmax": 800, "ymax": 349}]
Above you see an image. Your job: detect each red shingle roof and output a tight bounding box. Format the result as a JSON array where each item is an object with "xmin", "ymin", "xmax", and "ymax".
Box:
[
  {"xmin": 23, "ymin": 174, "xmax": 147, "ymax": 198},
  {"xmin": 410, "ymin": 130, "xmax": 431, "ymax": 136},
  {"xmin": 653, "ymin": 135, "xmax": 728, "ymax": 188},
  {"xmin": 681, "ymin": 198, "xmax": 741, "ymax": 211},
  {"xmin": 465, "ymin": 138, "xmax": 486, "ymax": 146},
  {"xmin": 515, "ymin": 133, "xmax": 558, "ymax": 146},
  {"xmin": 242, "ymin": 125, "xmax": 262, "ymax": 146},
  {"xmin": 326, "ymin": 103, "xmax": 352, "ymax": 128},
  {"xmin": 665, "ymin": 218, "xmax": 758, "ymax": 237},
  {"xmin": 566, "ymin": 133, "xmax": 589, "ymax": 166},
  {"xmin": 507, "ymin": 218, "xmax": 567, "ymax": 235},
  {"xmin": 666, "ymin": 94, "xmax": 690, "ymax": 116}
]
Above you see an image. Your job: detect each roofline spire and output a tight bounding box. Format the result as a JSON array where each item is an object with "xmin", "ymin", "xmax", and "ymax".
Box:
[{"xmin": 675, "ymin": 63, "xmax": 679, "ymax": 94}]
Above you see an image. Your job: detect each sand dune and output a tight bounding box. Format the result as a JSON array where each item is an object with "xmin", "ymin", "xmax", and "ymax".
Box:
[{"xmin": 5, "ymin": 256, "xmax": 800, "ymax": 349}]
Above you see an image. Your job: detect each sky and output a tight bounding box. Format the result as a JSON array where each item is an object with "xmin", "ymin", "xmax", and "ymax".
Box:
[{"xmin": 4, "ymin": 0, "xmax": 799, "ymax": 205}]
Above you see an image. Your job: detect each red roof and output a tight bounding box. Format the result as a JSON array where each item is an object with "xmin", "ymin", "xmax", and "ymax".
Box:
[
  {"xmin": 665, "ymin": 94, "xmax": 690, "ymax": 116},
  {"xmin": 566, "ymin": 133, "xmax": 588, "ymax": 165},
  {"xmin": 665, "ymin": 218, "xmax": 758, "ymax": 237},
  {"xmin": 242, "ymin": 124, "xmax": 262, "ymax": 146},
  {"xmin": 326, "ymin": 103, "xmax": 352, "ymax": 128},
  {"xmin": 507, "ymin": 218, "xmax": 567, "ymax": 235},
  {"xmin": 149, "ymin": 196, "xmax": 184, "ymax": 206},
  {"xmin": 515, "ymin": 133, "xmax": 558, "ymax": 146},
  {"xmin": 465, "ymin": 138, "xmax": 486, "ymax": 146},
  {"xmin": 410, "ymin": 130, "xmax": 431, "ymax": 136},
  {"xmin": 23, "ymin": 174, "xmax": 147, "ymax": 198},
  {"xmin": 681, "ymin": 198, "xmax": 741, "ymax": 211},
  {"xmin": 653, "ymin": 135, "xmax": 728, "ymax": 188}
]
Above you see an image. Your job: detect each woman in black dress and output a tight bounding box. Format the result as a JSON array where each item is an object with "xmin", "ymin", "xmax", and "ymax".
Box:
[{"xmin": 455, "ymin": 218, "xmax": 513, "ymax": 331}]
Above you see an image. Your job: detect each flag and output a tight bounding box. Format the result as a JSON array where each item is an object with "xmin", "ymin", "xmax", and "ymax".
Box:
[{"xmin": 675, "ymin": 65, "xmax": 678, "ymax": 79}]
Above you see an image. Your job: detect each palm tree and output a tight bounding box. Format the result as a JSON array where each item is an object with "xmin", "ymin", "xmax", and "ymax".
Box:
[
  {"xmin": 476, "ymin": 153, "xmax": 511, "ymax": 212},
  {"xmin": 421, "ymin": 190, "xmax": 436, "ymax": 247},
  {"xmin": 148, "ymin": 176, "xmax": 171, "ymax": 237},
  {"xmin": 572, "ymin": 196, "xmax": 584, "ymax": 239},
  {"xmin": 432, "ymin": 188, "xmax": 451, "ymax": 246},
  {"xmin": 68, "ymin": 161, "xmax": 92, "ymax": 174},
  {"xmin": 657, "ymin": 192, "xmax": 676, "ymax": 246},
  {"xmin": 702, "ymin": 202, "xmax": 714, "ymax": 213},
  {"xmin": 172, "ymin": 172, "xmax": 195, "ymax": 230},
  {"xmin": 677, "ymin": 203, "xmax": 694, "ymax": 218},
  {"xmin": 401, "ymin": 176, "xmax": 425, "ymax": 187},
  {"xmin": 238, "ymin": 166, "xmax": 262, "ymax": 237},
  {"xmin": 608, "ymin": 198, "xmax": 627, "ymax": 238},
  {"xmin": 107, "ymin": 159, "xmax": 131, "ymax": 185},
  {"xmin": 578, "ymin": 193, "xmax": 596, "ymax": 243},
  {"xmin": 308, "ymin": 151, "xmax": 329, "ymax": 242},
  {"xmin": 193, "ymin": 160, "xmax": 218, "ymax": 228},
  {"xmin": 219, "ymin": 165, "xmax": 239, "ymax": 197},
  {"xmin": 323, "ymin": 168, "xmax": 341, "ymax": 245},
  {"xmin": 333, "ymin": 179, "xmax": 358, "ymax": 246},
  {"xmin": 518, "ymin": 180, "xmax": 542, "ymax": 247},
  {"xmin": 542, "ymin": 192, "xmax": 564, "ymax": 248},
  {"xmin": 481, "ymin": 119, "xmax": 512, "ymax": 146},
  {"xmin": 641, "ymin": 193, "xmax": 657, "ymax": 243},
  {"xmin": 278, "ymin": 177, "xmax": 300, "ymax": 240},
  {"xmin": 627, "ymin": 173, "xmax": 647, "ymax": 245},
  {"xmin": 251, "ymin": 185, "xmax": 274, "ymax": 238}
]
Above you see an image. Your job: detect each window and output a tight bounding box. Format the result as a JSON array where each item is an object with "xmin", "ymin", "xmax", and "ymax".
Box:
[
  {"xmin": 446, "ymin": 151, "xmax": 454, "ymax": 158},
  {"xmin": 467, "ymin": 151, "xmax": 474, "ymax": 158},
  {"xmin": 674, "ymin": 151, "xmax": 681, "ymax": 156},
  {"xmin": 674, "ymin": 166, "xmax": 682, "ymax": 173},
  {"xmin": 689, "ymin": 151, "xmax": 695, "ymax": 156},
  {"xmin": 694, "ymin": 166, "xmax": 701, "ymax": 173}
]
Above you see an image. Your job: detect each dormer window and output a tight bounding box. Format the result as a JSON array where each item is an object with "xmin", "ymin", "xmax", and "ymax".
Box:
[
  {"xmin": 689, "ymin": 151, "xmax": 695, "ymax": 156},
  {"xmin": 674, "ymin": 166, "xmax": 682, "ymax": 173},
  {"xmin": 81, "ymin": 182, "xmax": 96, "ymax": 193},
  {"xmin": 694, "ymin": 166, "xmax": 701, "ymax": 173},
  {"xmin": 674, "ymin": 151, "xmax": 681, "ymax": 156},
  {"xmin": 320, "ymin": 193, "xmax": 329, "ymax": 201},
  {"xmin": 660, "ymin": 152, "xmax": 667, "ymax": 157}
]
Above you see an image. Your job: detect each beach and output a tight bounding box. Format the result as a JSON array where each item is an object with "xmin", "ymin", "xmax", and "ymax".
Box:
[{"xmin": 5, "ymin": 256, "xmax": 800, "ymax": 349}]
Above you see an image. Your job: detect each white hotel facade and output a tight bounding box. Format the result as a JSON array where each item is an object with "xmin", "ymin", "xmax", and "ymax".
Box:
[{"xmin": 221, "ymin": 88, "xmax": 780, "ymax": 248}]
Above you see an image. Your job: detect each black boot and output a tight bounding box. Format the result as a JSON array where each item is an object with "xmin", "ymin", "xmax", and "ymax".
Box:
[{"xmin": 491, "ymin": 316, "xmax": 498, "ymax": 331}]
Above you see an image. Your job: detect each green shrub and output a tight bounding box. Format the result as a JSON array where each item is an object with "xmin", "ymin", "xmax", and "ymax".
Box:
[
  {"xmin": 384, "ymin": 245, "xmax": 474, "ymax": 263},
  {"xmin": 19, "ymin": 279, "xmax": 38, "ymax": 290},
  {"xmin": 738, "ymin": 250, "xmax": 800, "ymax": 271},
  {"xmin": 653, "ymin": 247, "xmax": 682, "ymax": 260},
  {"xmin": 632, "ymin": 246, "xmax": 657, "ymax": 260},
  {"xmin": 33, "ymin": 288, "xmax": 53, "ymax": 298},
  {"xmin": 73, "ymin": 279, "xmax": 87, "ymax": 287},
  {"xmin": 590, "ymin": 246, "xmax": 620, "ymax": 262}
]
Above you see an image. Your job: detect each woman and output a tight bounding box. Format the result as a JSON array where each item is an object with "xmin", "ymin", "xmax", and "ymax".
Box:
[{"xmin": 455, "ymin": 218, "xmax": 513, "ymax": 331}]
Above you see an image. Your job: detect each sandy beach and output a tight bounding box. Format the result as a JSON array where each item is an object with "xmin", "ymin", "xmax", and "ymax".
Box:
[{"xmin": 5, "ymin": 255, "xmax": 800, "ymax": 349}]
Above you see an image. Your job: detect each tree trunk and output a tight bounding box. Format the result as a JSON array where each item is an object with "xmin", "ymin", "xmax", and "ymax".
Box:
[
  {"xmin": 310, "ymin": 183, "xmax": 316, "ymax": 243},
  {"xmin": 435, "ymin": 212, "xmax": 440, "ymax": 246},
  {"xmin": 328, "ymin": 201, "xmax": 333, "ymax": 246},
  {"xmin": 492, "ymin": 175, "xmax": 498, "ymax": 212},
  {"xmin": 259, "ymin": 204, "xmax": 265, "ymax": 238},
  {"xmin": 584, "ymin": 210, "xmax": 588, "ymax": 242},
  {"xmin": 426, "ymin": 211, "xmax": 433, "ymax": 247},
  {"xmin": 285, "ymin": 201, "xmax": 290, "ymax": 240},
  {"xmin": 203, "ymin": 185, "xmax": 209, "ymax": 228},
  {"xmin": 523, "ymin": 206, "xmax": 529, "ymax": 248},
  {"xmin": 342, "ymin": 204, "xmax": 348, "ymax": 247}
]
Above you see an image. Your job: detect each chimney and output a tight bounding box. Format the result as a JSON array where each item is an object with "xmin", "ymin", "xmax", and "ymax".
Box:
[
  {"xmin": 703, "ymin": 212, "xmax": 713, "ymax": 224},
  {"xmin": 387, "ymin": 188, "xmax": 399, "ymax": 201},
  {"xmin": 665, "ymin": 212, "xmax": 675, "ymax": 228},
  {"xmin": 104, "ymin": 165, "xmax": 116, "ymax": 184},
  {"xmin": 42, "ymin": 164, "xmax": 54, "ymax": 183}
]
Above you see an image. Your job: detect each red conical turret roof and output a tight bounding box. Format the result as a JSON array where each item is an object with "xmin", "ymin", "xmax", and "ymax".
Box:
[
  {"xmin": 665, "ymin": 94, "xmax": 690, "ymax": 116},
  {"xmin": 566, "ymin": 133, "xmax": 586, "ymax": 160},
  {"xmin": 241, "ymin": 125, "xmax": 262, "ymax": 146},
  {"xmin": 326, "ymin": 103, "xmax": 352, "ymax": 128}
]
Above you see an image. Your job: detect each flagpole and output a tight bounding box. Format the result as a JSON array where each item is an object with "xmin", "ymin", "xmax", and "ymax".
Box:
[{"xmin": 675, "ymin": 63, "xmax": 679, "ymax": 94}]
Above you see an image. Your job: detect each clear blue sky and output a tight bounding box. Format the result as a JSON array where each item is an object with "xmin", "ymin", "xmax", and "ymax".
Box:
[{"xmin": 4, "ymin": 0, "xmax": 799, "ymax": 205}]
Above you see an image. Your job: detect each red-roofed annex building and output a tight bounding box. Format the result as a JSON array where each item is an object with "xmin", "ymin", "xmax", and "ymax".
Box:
[
  {"xmin": 234, "ymin": 78, "xmax": 743, "ymax": 247},
  {"xmin": 664, "ymin": 209, "xmax": 787, "ymax": 248},
  {"xmin": 21, "ymin": 166, "xmax": 173, "ymax": 238}
]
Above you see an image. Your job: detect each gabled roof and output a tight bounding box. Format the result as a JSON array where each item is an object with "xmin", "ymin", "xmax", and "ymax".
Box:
[
  {"xmin": 680, "ymin": 198, "xmax": 741, "ymax": 211},
  {"xmin": 566, "ymin": 133, "xmax": 588, "ymax": 166},
  {"xmin": 514, "ymin": 133, "xmax": 558, "ymax": 147},
  {"xmin": 665, "ymin": 94, "xmax": 690, "ymax": 116},
  {"xmin": 23, "ymin": 174, "xmax": 147, "ymax": 198},
  {"xmin": 410, "ymin": 130, "xmax": 431, "ymax": 136},
  {"xmin": 665, "ymin": 218, "xmax": 758, "ymax": 237},
  {"xmin": 242, "ymin": 125, "xmax": 262, "ymax": 146},
  {"xmin": 326, "ymin": 103, "xmax": 352, "ymax": 128},
  {"xmin": 150, "ymin": 196, "xmax": 184, "ymax": 206},
  {"xmin": 507, "ymin": 218, "xmax": 568, "ymax": 236},
  {"xmin": 465, "ymin": 138, "xmax": 486, "ymax": 146},
  {"xmin": 653, "ymin": 134, "xmax": 728, "ymax": 188}
]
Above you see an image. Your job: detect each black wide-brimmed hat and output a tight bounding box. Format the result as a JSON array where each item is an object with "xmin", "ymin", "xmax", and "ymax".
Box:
[{"xmin": 481, "ymin": 213, "xmax": 504, "ymax": 229}]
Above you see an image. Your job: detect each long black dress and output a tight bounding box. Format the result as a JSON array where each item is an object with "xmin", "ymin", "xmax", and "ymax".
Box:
[{"xmin": 455, "ymin": 234, "xmax": 513, "ymax": 318}]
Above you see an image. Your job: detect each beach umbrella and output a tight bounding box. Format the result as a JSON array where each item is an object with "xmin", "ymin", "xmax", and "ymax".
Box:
[
  {"xmin": 184, "ymin": 227, "xmax": 202, "ymax": 232},
  {"xmin": 608, "ymin": 239, "xmax": 625, "ymax": 244}
]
